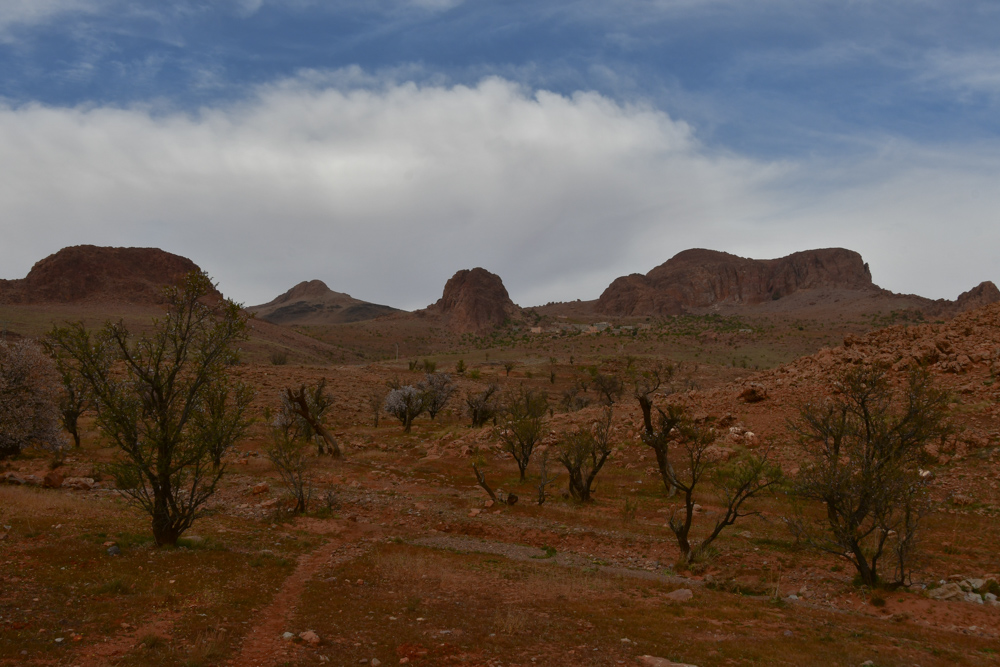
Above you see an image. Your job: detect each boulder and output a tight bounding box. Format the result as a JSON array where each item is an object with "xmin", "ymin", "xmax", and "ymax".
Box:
[
  {"xmin": 43, "ymin": 470, "xmax": 65, "ymax": 488},
  {"xmin": 665, "ymin": 588, "xmax": 693, "ymax": 602},
  {"xmin": 252, "ymin": 482, "xmax": 269, "ymax": 495},
  {"xmin": 927, "ymin": 583, "xmax": 963, "ymax": 601},
  {"xmin": 64, "ymin": 477, "xmax": 95, "ymax": 491},
  {"xmin": 1, "ymin": 471, "xmax": 26, "ymax": 485},
  {"xmin": 739, "ymin": 383, "xmax": 768, "ymax": 403}
]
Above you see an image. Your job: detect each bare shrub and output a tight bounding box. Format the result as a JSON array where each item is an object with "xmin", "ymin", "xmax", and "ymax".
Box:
[
  {"xmin": 266, "ymin": 420, "xmax": 312, "ymax": 514},
  {"xmin": 465, "ymin": 382, "xmax": 500, "ymax": 428}
]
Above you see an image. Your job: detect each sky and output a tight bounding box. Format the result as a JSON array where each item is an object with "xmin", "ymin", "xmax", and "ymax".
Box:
[{"xmin": 2, "ymin": 0, "xmax": 999, "ymax": 310}]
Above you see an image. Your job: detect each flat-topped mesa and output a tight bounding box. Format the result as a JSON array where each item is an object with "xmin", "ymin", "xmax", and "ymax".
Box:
[
  {"xmin": 0, "ymin": 245, "xmax": 212, "ymax": 305},
  {"xmin": 428, "ymin": 267, "xmax": 519, "ymax": 334},
  {"xmin": 596, "ymin": 248, "xmax": 874, "ymax": 316},
  {"xmin": 248, "ymin": 279, "xmax": 399, "ymax": 325}
]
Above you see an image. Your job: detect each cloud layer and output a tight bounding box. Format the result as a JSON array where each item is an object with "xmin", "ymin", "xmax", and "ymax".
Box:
[{"xmin": 1, "ymin": 74, "xmax": 998, "ymax": 309}]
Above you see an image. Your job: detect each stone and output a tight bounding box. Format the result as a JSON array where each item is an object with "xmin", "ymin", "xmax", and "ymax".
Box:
[
  {"xmin": 64, "ymin": 477, "xmax": 95, "ymax": 491},
  {"xmin": 281, "ymin": 632, "xmax": 295, "ymax": 641},
  {"xmin": 299, "ymin": 630, "xmax": 321, "ymax": 645},
  {"xmin": 739, "ymin": 383, "xmax": 768, "ymax": 403},
  {"xmin": 23, "ymin": 474, "xmax": 42, "ymax": 485},
  {"xmin": 1, "ymin": 471, "xmax": 26, "ymax": 485},
  {"xmin": 252, "ymin": 482, "xmax": 269, "ymax": 495},
  {"xmin": 468, "ymin": 508, "xmax": 481, "ymax": 517},
  {"xmin": 371, "ymin": 660, "xmax": 382, "ymax": 667},
  {"xmin": 637, "ymin": 657, "xmax": 699, "ymax": 667},
  {"xmin": 964, "ymin": 592, "xmax": 984, "ymax": 604},
  {"xmin": 107, "ymin": 545, "xmax": 121, "ymax": 556},
  {"xmin": 259, "ymin": 498, "xmax": 279, "ymax": 509},
  {"xmin": 665, "ymin": 588, "xmax": 693, "ymax": 602},
  {"xmin": 967, "ymin": 578, "xmax": 985, "ymax": 591},
  {"xmin": 926, "ymin": 583, "xmax": 963, "ymax": 601},
  {"xmin": 43, "ymin": 470, "xmax": 65, "ymax": 488}
]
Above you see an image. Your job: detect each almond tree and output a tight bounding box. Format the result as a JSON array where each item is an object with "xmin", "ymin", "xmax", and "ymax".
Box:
[
  {"xmin": 0, "ymin": 339, "xmax": 64, "ymax": 459},
  {"xmin": 494, "ymin": 386, "xmax": 548, "ymax": 481},
  {"xmin": 48, "ymin": 272, "xmax": 251, "ymax": 546}
]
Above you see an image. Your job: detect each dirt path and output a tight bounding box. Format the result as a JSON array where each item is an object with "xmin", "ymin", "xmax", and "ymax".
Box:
[{"xmin": 232, "ymin": 522, "xmax": 378, "ymax": 666}]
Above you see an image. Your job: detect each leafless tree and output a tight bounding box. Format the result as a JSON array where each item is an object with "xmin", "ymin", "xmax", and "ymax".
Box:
[
  {"xmin": 266, "ymin": 415, "xmax": 312, "ymax": 514},
  {"xmin": 365, "ymin": 384, "xmax": 389, "ymax": 428}
]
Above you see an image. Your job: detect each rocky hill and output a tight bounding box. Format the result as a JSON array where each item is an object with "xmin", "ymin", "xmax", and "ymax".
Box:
[
  {"xmin": 594, "ymin": 247, "xmax": 998, "ymax": 318},
  {"xmin": 422, "ymin": 268, "xmax": 520, "ymax": 334},
  {"xmin": 248, "ymin": 280, "xmax": 399, "ymax": 326},
  {"xmin": 0, "ymin": 245, "xmax": 212, "ymax": 305}
]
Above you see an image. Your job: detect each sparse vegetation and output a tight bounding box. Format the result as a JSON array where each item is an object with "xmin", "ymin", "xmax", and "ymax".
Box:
[{"xmin": 0, "ymin": 338, "xmax": 64, "ymax": 459}]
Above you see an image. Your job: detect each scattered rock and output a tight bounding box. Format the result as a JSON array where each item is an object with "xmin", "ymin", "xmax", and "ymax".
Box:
[
  {"xmin": 106, "ymin": 545, "xmax": 121, "ymax": 556},
  {"xmin": 665, "ymin": 588, "xmax": 693, "ymax": 602},
  {"xmin": 281, "ymin": 632, "xmax": 295, "ymax": 641},
  {"xmin": 638, "ymin": 656, "xmax": 699, "ymax": 667},
  {"xmin": 252, "ymin": 482, "xmax": 269, "ymax": 495},
  {"xmin": 468, "ymin": 508, "xmax": 481, "ymax": 517},
  {"xmin": 299, "ymin": 630, "xmax": 321, "ymax": 645},
  {"xmin": 1, "ymin": 471, "xmax": 26, "ymax": 485},
  {"xmin": 371, "ymin": 659, "xmax": 382, "ymax": 667},
  {"xmin": 64, "ymin": 477, "xmax": 95, "ymax": 491}
]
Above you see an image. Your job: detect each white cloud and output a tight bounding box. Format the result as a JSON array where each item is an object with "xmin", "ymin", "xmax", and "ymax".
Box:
[
  {"xmin": 922, "ymin": 50, "xmax": 1000, "ymax": 100},
  {"xmin": 0, "ymin": 72, "xmax": 997, "ymax": 310},
  {"xmin": 0, "ymin": 0, "xmax": 104, "ymax": 35}
]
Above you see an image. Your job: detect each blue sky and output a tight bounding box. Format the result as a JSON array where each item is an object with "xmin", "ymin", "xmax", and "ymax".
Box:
[{"xmin": 2, "ymin": 0, "xmax": 999, "ymax": 308}]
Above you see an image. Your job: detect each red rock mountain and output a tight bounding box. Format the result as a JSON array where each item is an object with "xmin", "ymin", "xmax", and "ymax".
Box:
[
  {"xmin": 248, "ymin": 280, "xmax": 399, "ymax": 325},
  {"xmin": 425, "ymin": 268, "xmax": 519, "ymax": 333},
  {"xmin": 597, "ymin": 248, "xmax": 877, "ymax": 316},
  {"xmin": 0, "ymin": 245, "xmax": 211, "ymax": 305}
]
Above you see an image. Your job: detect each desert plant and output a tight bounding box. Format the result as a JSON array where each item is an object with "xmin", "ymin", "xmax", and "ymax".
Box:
[
  {"xmin": 194, "ymin": 382, "xmax": 255, "ymax": 468},
  {"xmin": 280, "ymin": 380, "xmax": 340, "ymax": 457},
  {"xmin": 0, "ymin": 339, "xmax": 65, "ymax": 459},
  {"xmin": 423, "ymin": 359, "xmax": 437, "ymax": 373},
  {"xmin": 365, "ymin": 384, "xmax": 389, "ymax": 428},
  {"xmin": 266, "ymin": 420, "xmax": 312, "ymax": 514},
  {"xmin": 494, "ymin": 385, "xmax": 549, "ymax": 481},
  {"xmin": 557, "ymin": 406, "xmax": 614, "ymax": 501},
  {"xmin": 629, "ymin": 360, "xmax": 674, "ymax": 436},
  {"xmin": 502, "ymin": 360, "xmax": 518, "ymax": 376},
  {"xmin": 384, "ymin": 385, "xmax": 426, "ymax": 433},
  {"xmin": 455, "ymin": 359, "xmax": 467, "ymax": 375},
  {"xmin": 47, "ymin": 271, "xmax": 250, "ymax": 546},
  {"xmin": 590, "ymin": 369, "xmax": 624, "ymax": 405},
  {"xmin": 661, "ymin": 410, "xmax": 781, "ymax": 563},
  {"xmin": 269, "ymin": 350, "xmax": 288, "ymax": 366},
  {"xmin": 788, "ymin": 364, "xmax": 950, "ymax": 588},
  {"xmin": 465, "ymin": 382, "xmax": 500, "ymax": 428},
  {"xmin": 536, "ymin": 451, "xmax": 558, "ymax": 505},
  {"xmin": 422, "ymin": 373, "xmax": 456, "ymax": 420},
  {"xmin": 41, "ymin": 341, "xmax": 92, "ymax": 449}
]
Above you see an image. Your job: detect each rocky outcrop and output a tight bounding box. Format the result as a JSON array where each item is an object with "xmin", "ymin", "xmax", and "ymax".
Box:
[
  {"xmin": 248, "ymin": 280, "xmax": 399, "ymax": 325},
  {"xmin": 954, "ymin": 281, "xmax": 1000, "ymax": 313},
  {"xmin": 426, "ymin": 268, "xmax": 519, "ymax": 334},
  {"xmin": 0, "ymin": 245, "xmax": 210, "ymax": 305},
  {"xmin": 597, "ymin": 248, "xmax": 874, "ymax": 316}
]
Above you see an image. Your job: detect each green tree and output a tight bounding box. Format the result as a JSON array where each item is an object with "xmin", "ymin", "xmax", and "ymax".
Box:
[
  {"xmin": 557, "ymin": 406, "xmax": 614, "ymax": 501},
  {"xmin": 48, "ymin": 272, "xmax": 251, "ymax": 546},
  {"xmin": 494, "ymin": 386, "xmax": 548, "ymax": 481},
  {"xmin": 789, "ymin": 365, "xmax": 949, "ymax": 588}
]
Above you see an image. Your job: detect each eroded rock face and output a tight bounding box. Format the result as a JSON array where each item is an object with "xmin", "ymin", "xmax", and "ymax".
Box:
[
  {"xmin": 0, "ymin": 245, "xmax": 209, "ymax": 304},
  {"xmin": 954, "ymin": 281, "xmax": 1000, "ymax": 313},
  {"xmin": 597, "ymin": 248, "xmax": 874, "ymax": 316},
  {"xmin": 430, "ymin": 267, "xmax": 518, "ymax": 333}
]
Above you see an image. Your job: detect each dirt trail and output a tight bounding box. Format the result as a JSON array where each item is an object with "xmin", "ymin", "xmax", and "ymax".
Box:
[{"xmin": 232, "ymin": 521, "xmax": 377, "ymax": 666}]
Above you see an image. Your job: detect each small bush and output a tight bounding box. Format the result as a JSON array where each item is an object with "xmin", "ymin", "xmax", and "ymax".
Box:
[{"xmin": 269, "ymin": 350, "xmax": 288, "ymax": 366}]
